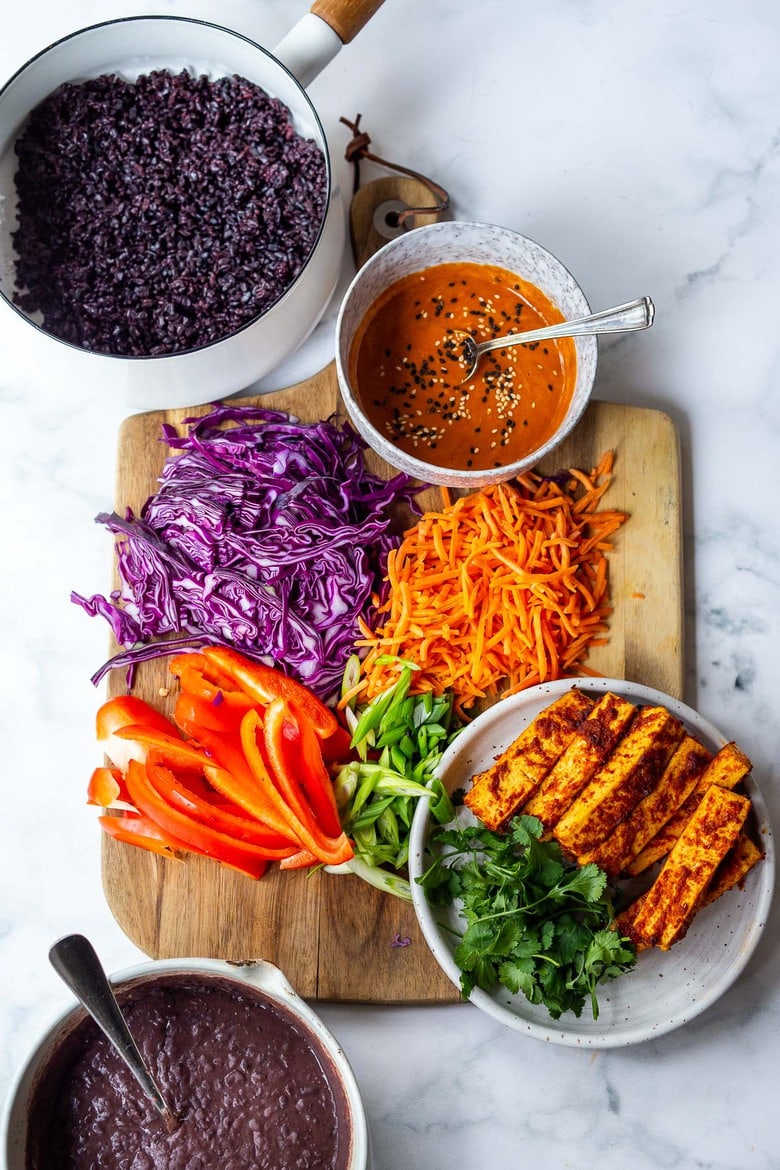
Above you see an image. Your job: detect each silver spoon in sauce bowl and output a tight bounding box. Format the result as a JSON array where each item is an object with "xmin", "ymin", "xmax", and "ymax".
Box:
[
  {"xmin": 451, "ymin": 296, "xmax": 655, "ymax": 385},
  {"xmin": 49, "ymin": 933, "xmax": 178, "ymax": 1133}
]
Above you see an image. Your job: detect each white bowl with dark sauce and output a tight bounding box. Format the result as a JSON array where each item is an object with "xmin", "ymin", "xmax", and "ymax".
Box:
[{"xmin": 3, "ymin": 957, "xmax": 371, "ymax": 1170}]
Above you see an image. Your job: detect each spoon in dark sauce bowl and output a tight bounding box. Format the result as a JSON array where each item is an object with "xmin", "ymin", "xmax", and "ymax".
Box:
[
  {"xmin": 452, "ymin": 296, "xmax": 655, "ymax": 385},
  {"xmin": 48, "ymin": 933, "xmax": 178, "ymax": 1133}
]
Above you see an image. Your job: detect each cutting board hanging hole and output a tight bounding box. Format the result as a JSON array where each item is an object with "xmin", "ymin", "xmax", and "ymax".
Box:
[
  {"xmin": 349, "ymin": 175, "xmax": 448, "ymax": 267},
  {"xmin": 372, "ymin": 198, "xmax": 408, "ymax": 240}
]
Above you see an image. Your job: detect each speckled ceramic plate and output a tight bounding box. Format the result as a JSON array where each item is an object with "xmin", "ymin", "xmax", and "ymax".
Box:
[{"xmin": 408, "ymin": 678, "xmax": 774, "ymax": 1047}]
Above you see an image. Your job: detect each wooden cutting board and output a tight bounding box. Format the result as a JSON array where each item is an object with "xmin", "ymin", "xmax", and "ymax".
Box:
[
  {"xmin": 100, "ymin": 172, "xmax": 682, "ymax": 1001},
  {"xmin": 102, "ymin": 369, "xmax": 682, "ymax": 1003}
]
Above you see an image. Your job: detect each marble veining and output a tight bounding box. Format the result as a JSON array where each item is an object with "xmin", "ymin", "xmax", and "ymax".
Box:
[{"xmin": 1, "ymin": 2, "xmax": 780, "ymax": 1168}]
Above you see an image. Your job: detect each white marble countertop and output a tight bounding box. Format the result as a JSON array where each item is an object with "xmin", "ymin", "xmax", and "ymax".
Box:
[{"xmin": 1, "ymin": 1, "xmax": 779, "ymax": 1166}]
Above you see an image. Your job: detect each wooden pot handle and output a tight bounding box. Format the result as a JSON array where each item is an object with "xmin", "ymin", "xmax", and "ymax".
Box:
[{"xmin": 310, "ymin": 0, "xmax": 386, "ymax": 44}]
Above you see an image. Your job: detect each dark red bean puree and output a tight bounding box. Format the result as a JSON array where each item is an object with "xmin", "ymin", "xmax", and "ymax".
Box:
[{"xmin": 26, "ymin": 975, "xmax": 351, "ymax": 1170}]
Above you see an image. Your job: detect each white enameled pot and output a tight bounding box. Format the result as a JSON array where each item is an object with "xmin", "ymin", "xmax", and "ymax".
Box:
[
  {"xmin": 2, "ymin": 956, "xmax": 372, "ymax": 1170},
  {"xmin": 0, "ymin": 5, "xmax": 383, "ymax": 410}
]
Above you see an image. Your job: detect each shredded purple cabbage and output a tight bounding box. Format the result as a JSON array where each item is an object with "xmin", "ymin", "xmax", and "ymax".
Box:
[{"xmin": 73, "ymin": 405, "xmax": 419, "ymax": 699}]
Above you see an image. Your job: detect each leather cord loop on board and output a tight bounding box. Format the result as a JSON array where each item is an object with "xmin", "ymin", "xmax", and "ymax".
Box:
[{"xmin": 340, "ymin": 113, "xmax": 450, "ymax": 228}]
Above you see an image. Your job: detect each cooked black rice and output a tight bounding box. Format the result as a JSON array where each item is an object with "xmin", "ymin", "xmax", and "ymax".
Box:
[{"xmin": 12, "ymin": 69, "xmax": 328, "ymax": 356}]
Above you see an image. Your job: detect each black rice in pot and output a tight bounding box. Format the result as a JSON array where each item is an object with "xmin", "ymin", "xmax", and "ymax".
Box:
[{"xmin": 11, "ymin": 69, "xmax": 328, "ymax": 356}]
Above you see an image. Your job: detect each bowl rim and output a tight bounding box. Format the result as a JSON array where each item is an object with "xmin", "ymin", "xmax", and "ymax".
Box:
[
  {"xmin": 1, "ymin": 955, "xmax": 370, "ymax": 1170},
  {"xmin": 334, "ymin": 219, "xmax": 597, "ymax": 488},
  {"xmin": 0, "ymin": 15, "xmax": 334, "ymax": 362},
  {"xmin": 408, "ymin": 676, "xmax": 775, "ymax": 1048}
]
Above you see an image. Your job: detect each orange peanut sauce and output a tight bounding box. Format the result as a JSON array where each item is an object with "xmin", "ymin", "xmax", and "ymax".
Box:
[{"xmin": 349, "ymin": 262, "xmax": 577, "ymax": 472}]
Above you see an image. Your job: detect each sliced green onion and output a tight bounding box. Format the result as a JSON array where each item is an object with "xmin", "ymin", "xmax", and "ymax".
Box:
[
  {"xmin": 324, "ymin": 858, "xmax": 413, "ymax": 901},
  {"xmin": 377, "ymin": 805, "xmax": 400, "ymax": 850}
]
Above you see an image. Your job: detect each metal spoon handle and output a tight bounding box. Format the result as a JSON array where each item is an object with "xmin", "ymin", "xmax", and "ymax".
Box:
[
  {"xmin": 49, "ymin": 934, "xmax": 176, "ymax": 1129},
  {"xmin": 476, "ymin": 296, "xmax": 655, "ymax": 358}
]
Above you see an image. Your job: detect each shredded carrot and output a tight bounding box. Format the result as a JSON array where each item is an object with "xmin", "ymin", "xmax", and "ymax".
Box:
[
  {"xmin": 336, "ymin": 677, "xmax": 368, "ymax": 710},
  {"xmin": 356, "ymin": 456, "xmax": 627, "ymax": 715}
]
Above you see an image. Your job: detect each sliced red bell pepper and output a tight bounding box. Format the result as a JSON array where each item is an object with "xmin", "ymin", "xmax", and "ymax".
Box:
[
  {"xmin": 279, "ymin": 848, "xmax": 319, "ymax": 871},
  {"xmin": 202, "ymin": 762, "xmax": 301, "ymax": 846},
  {"xmin": 170, "ymin": 655, "xmax": 256, "ymax": 722},
  {"xmin": 98, "ymin": 811, "xmax": 187, "ymax": 859},
  {"xmin": 203, "ymin": 647, "xmax": 338, "ymax": 739},
  {"xmin": 96, "ymin": 695, "xmax": 176, "ymax": 737},
  {"xmin": 96, "ymin": 695, "xmax": 179, "ymax": 771},
  {"xmin": 263, "ymin": 698, "xmax": 342, "ymax": 838},
  {"xmin": 125, "ymin": 759, "xmax": 277, "ymax": 880},
  {"xmin": 319, "ymin": 722, "xmax": 354, "ymax": 766},
  {"xmin": 260, "ymin": 699, "xmax": 320, "ymax": 830},
  {"xmin": 113, "ymin": 726, "xmax": 212, "ymax": 772},
  {"xmin": 176, "ymin": 721, "xmax": 298, "ymax": 841},
  {"xmin": 114, "ymin": 719, "xmax": 297, "ymax": 842},
  {"xmin": 240, "ymin": 709, "xmax": 353, "ymax": 866},
  {"xmin": 174, "ymin": 689, "xmax": 247, "ymax": 738},
  {"xmin": 170, "ymin": 652, "xmax": 248, "ymax": 695},
  {"xmin": 144, "ymin": 751, "xmax": 297, "ymax": 854},
  {"xmin": 87, "ymin": 766, "xmax": 131, "ymax": 808}
]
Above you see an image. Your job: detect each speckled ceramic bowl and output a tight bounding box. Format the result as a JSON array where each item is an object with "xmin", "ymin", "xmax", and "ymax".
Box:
[
  {"xmin": 408, "ymin": 679, "xmax": 775, "ymax": 1048},
  {"xmin": 2, "ymin": 957, "xmax": 372, "ymax": 1170},
  {"xmin": 335, "ymin": 220, "xmax": 597, "ymax": 487}
]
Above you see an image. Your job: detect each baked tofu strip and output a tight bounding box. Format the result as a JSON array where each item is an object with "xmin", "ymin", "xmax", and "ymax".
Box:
[
  {"xmin": 553, "ymin": 705, "xmax": 685, "ymax": 859},
  {"xmin": 618, "ymin": 831, "xmax": 763, "ymax": 954},
  {"xmin": 613, "ymin": 899, "xmax": 650, "ymax": 953},
  {"xmin": 699, "ymin": 833, "xmax": 764, "ymax": 910},
  {"xmin": 523, "ymin": 692, "xmax": 637, "ymax": 830},
  {"xmin": 628, "ymin": 785, "xmax": 750, "ymax": 950},
  {"xmin": 583, "ymin": 735, "xmax": 712, "ymax": 877},
  {"xmin": 626, "ymin": 741, "xmax": 752, "ymax": 875},
  {"xmin": 464, "ymin": 688, "xmax": 593, "ymax": 831}
]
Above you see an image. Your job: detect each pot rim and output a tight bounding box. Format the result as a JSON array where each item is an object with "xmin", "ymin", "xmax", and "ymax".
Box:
[
  {"xmin": 2, "ymin": 955, "xmax": 370, "ymax": 1170},
  {"xmin": 0, "ymin": 14, "xmax": 335, "ymax": 362}
]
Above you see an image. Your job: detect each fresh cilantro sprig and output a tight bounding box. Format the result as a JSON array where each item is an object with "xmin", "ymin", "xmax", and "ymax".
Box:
[{"xmin": 418, "ymin": 815, "xmax": 636, "ymax": 1020}]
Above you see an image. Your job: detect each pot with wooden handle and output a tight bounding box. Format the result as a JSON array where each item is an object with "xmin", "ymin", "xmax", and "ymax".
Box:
[{"xmin": 0, "ymin": 0, "xmax": 385, "ymax": 409}]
